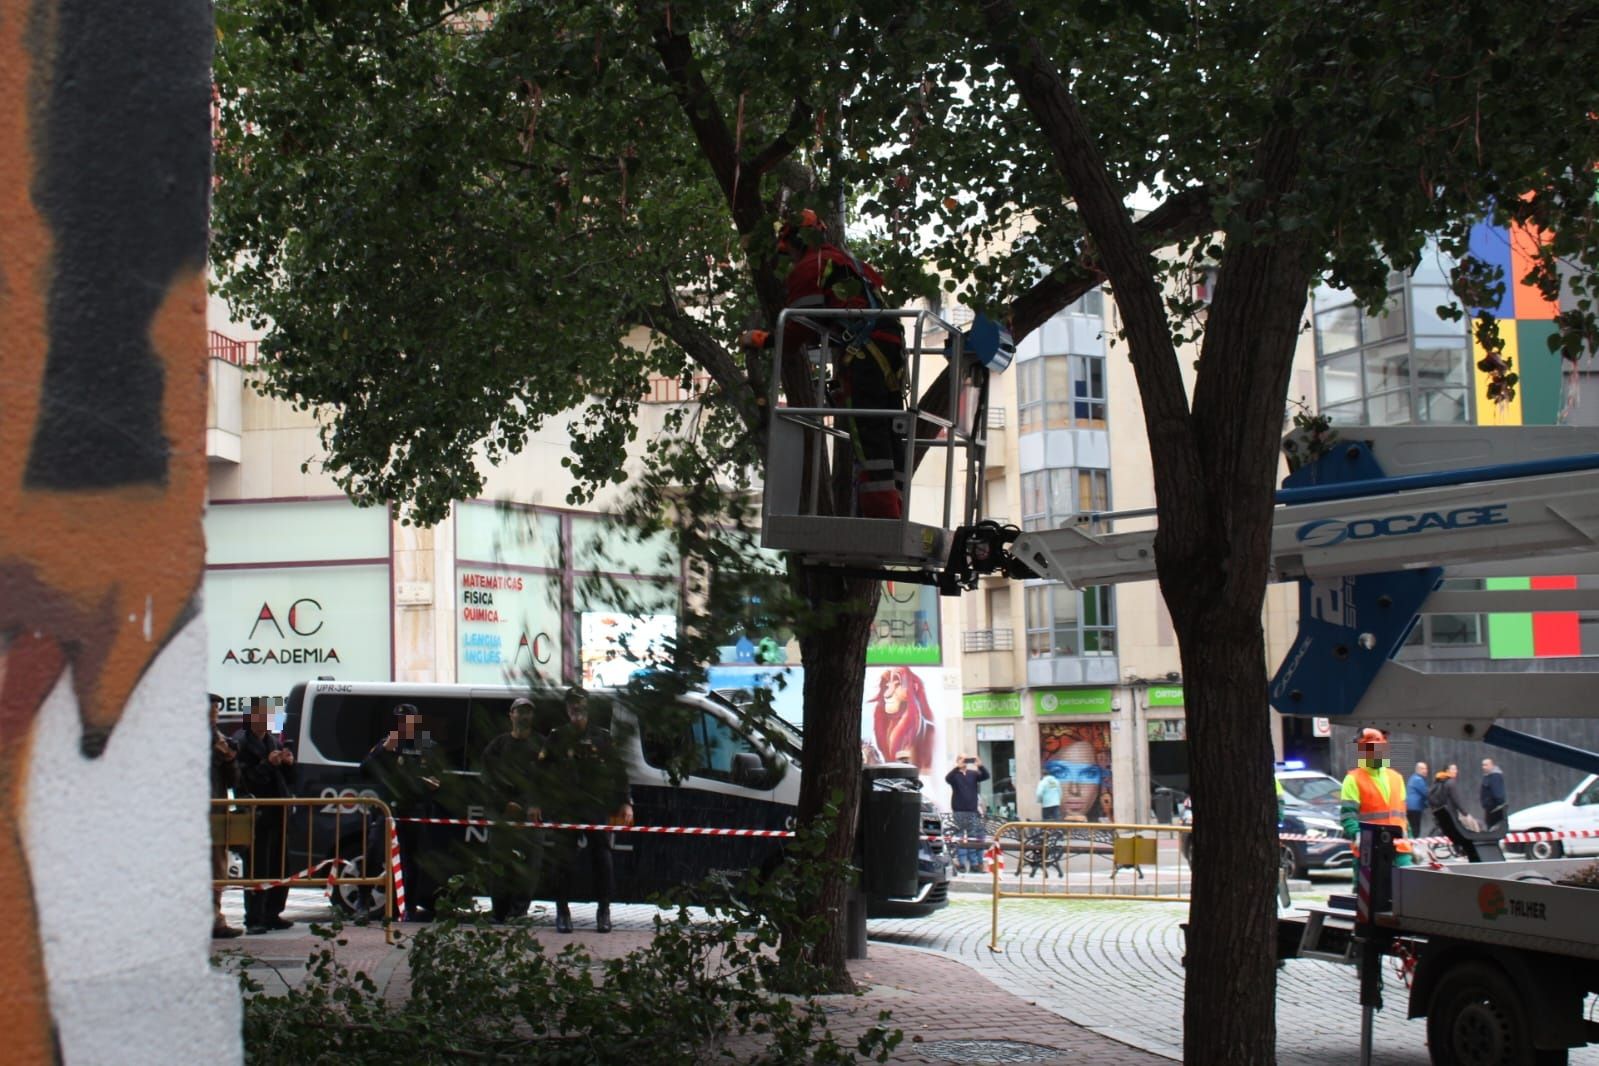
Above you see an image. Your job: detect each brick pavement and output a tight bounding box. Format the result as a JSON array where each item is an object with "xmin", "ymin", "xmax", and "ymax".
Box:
[
  {"xmin": 876, "ymin": 883, "xmax": 1599, "ymax": 1066},
  {"xmin": 218, "ymin": 892, "xmax": 1167, "ymax": 1064},
  {"xmin": 220, "ymin": 887, "xmax": 1599, "ymax": 1064}
]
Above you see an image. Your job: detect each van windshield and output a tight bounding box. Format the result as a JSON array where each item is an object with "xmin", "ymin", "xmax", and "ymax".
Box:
[{"xmin": 707, "ymin": 689, "xmax": 802, "ymax": 767}]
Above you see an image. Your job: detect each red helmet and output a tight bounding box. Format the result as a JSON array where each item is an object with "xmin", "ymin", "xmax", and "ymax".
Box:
[
  {"xmin": 1354, "ymin": 727, "xmax": 1386, "ymax": 745},
  {"xmin": 776, "ymin": 208, "xmax": 827, "ymax": 256}
]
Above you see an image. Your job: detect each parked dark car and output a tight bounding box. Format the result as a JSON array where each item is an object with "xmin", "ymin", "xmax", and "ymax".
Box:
[{"xmin": 1179, "ymin": 804, "xmax": 1352, "ymax": 878}]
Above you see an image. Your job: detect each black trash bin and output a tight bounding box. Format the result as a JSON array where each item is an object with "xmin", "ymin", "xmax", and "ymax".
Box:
[
  {"xmin": 859, "ymin": 764, "xmax": 922, "ymax": 899},
  {"xmin": 1153, "ymin": 788, "xmax": 1177, "ymax": 825}
]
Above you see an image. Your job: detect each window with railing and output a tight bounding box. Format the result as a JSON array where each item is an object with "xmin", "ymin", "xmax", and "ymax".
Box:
[
  {"xmin": 1025, "ymin": 584, "xmax": 1115, "ymax": 658},
  {"xmin": 1402, "ymin": 579, "xmax": 1485, "ymax": 648},
  {"xmin": 1018, "ymin": 353, "xmax": 1106, "ymax": 432},
  {"xmin": 962, "ymin": 628, "xmax": 1015, "ymax": 653},
  {"xmin": 1019, "ymin": 468, "xmax": 1110, "ymax": 532}
]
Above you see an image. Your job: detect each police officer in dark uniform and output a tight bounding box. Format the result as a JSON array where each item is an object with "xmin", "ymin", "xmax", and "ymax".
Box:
[
  {"xmin": 362, "ymin": 703, "xmax": 446, "ymax": 920},
  {"xmin": 481, "ymin": 697, "xmax": 544, "ymax": 922},
  {"xmin": 233, "ymin": 698, "xmax": 296, "ymax": 934},
  {"xmin": 536, "ymin": 688, "xmax": 632, "ymax": 933}
]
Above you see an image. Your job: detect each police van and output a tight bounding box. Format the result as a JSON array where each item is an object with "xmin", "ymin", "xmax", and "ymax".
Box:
[{"xmin": 273, "ymin": 679, "xmax": 947, "ymax": 919}]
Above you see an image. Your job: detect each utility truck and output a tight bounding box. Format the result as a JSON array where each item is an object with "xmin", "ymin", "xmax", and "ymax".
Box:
[
  {"xmin": 760, "ymin": 302, "xmax": 1599, "ymax": 1062},
  {"xmin": 1014, "ymin": 424, "xmax": 1599, "ymax": 1066}
]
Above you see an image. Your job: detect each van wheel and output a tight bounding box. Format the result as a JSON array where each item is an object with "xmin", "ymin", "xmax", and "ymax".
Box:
[
  {"xmin": 1427, "ymin": 961, "xmax": 1538, "ymax": 1066},
  {"xmin": 1527, "ymin": 837, "xmax": 1563, "ymax": 861},
  {"xmin": 328, "ymin": 858, "xmax": 389, "ymax": 922}
]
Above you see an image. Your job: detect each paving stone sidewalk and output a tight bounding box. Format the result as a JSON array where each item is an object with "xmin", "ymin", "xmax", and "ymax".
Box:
[{"xmin": 219, "ymin": 893, "xmax": 1166, "ymax": 1065}]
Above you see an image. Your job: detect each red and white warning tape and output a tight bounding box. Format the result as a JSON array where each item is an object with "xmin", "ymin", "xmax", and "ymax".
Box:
[
  {"xmin": 1276, "ymin": 827, "xmax": 1599, "ymax": 846},
  {"xmin": 390, "ymin": 819, "xmax": 406, "ymax": 915},
  {"xmin": 983, "ymin": 842, "xmax": 1004, "ymax": 875},
  {"xmin": 395, "ymin": 816, "xmax": 794, "ymax": 838}
]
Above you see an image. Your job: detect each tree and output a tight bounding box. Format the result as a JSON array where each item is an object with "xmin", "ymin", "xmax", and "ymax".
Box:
[
  {"xmin": 214, "ymin": 0, "xmax": 1599, "ymax": 1052},
  {"xmin": 211, "ymin": 0, "xmax": 962, "ymax": 991},
  {"xmin": 868, "ymin": 3, "xmax": 1599, "ymax": 1062}
]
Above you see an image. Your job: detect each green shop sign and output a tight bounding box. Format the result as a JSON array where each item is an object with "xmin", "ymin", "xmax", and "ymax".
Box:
[
  {"xmin": 1147, "ymin": 685, "xmax": 1184, "ymax": 708},
  {"xmin": 962, "ymin": 691, "xmax": 1021, "ymax": 718},
  {"xmin": 1034, "ymin": 688, "xmax": 1114, "ymax": 716}
]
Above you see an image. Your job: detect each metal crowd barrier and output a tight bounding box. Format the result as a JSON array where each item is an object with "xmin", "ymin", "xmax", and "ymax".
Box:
[
  {"xmin": 211, "ymin": 796, "xmax": 399, "ymax": 942},
  {"xmin": 984, "ymin": 820, "xmax": 1193, "ymax": 951}
]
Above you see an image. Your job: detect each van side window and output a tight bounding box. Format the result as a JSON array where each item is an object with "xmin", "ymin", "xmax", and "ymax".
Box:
[
  {"xmin": 464, "ymin": 698, "xmax": 514, "ymax": 772},
  {"xmin": 305, "ymin": 693, "xmax": 470, "ymax": 770},
  {"xmin": 640, "ymin": 713, "xmax": 695, "ymax": 773},
  {"xmin": 694, "ymin": 712, "xmax": 762, "ymax": 783},
  {"xmin": 1579, "ymin": 779, "xmax": 1599, "ymax": 806}
]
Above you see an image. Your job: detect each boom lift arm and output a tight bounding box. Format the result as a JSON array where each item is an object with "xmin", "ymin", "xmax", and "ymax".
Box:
[{"xmin": 1010, "ymin": 426, "xmax": 1599, "ymax": 774}]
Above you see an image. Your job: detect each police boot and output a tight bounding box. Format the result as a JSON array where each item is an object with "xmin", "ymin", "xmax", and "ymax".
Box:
[
  {"xmin": 595, "ymin": 903, "xmax": 612, "ymax": 934},
  {"xmin": 555, "ymin": 902, "xmax": 573, "ymax": 934}
]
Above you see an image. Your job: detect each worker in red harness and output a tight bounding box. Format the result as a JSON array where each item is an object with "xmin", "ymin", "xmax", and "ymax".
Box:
[
  {"xmin": 742, "ymin": 210, "xmax": 907, "ymax": 519},
  {"xmin": 1339, "ymin": 728, "xmax": 1413, "ymax": 883}
]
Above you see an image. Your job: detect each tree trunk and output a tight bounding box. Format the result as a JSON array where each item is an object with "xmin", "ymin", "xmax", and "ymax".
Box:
[
  {"xmin": 788, "ymin": 568, "xmax": 878, "ymax": 994},
  {"xmin": 1157, "ymin": 219, "xmax": 1312, "ymax": 1064},
  {"xmin": 1173, "ymin": 605, "xmax": 1280, "ymax": 1064}
]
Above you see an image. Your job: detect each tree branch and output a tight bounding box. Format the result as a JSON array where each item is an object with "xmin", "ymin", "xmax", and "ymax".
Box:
[
  {"xmin": 976, "ymin": 0, "xmax": 1199, "ymax": 491},
  {"xmin": 910, "ymin": 187, "xmax": 1213, "ymax": 471},
  {"xmin": 648, "ymin": 14, "xmax": 788, "ymax": 327},
  {"xmin": 747, "ymin": 100, "xmax": 813, "ymax": 178},
  {"xmin": 637, "ymin": 295, "xmax": 766, "ymax": 441}
]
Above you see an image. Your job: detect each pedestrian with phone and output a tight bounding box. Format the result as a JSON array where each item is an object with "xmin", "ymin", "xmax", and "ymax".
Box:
[
  {"xmin": 946, "ymin": 754, "xmax": 989, "ymax": 874},
  {"xmin": 362, "ymin": 703, "xmax": 446, "ymax": 920}
]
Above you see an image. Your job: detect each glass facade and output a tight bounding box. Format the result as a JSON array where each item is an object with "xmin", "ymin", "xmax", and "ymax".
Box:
[
  {"xmin": 1014, "ymin": 292, "xmax": 1117, "ymax": 671},
  {"xmin": 1020, "ymin": 468, "xmax": 1110, "ymax": 532},
  {"xmin": 1018, "ymin": 353, "xmax": 1107, "ymax": 432},
  {"xmin": 1025, "ymin": 584, "xmax": 1116, "ymax": 659},
  {"xmin": 1313, "ymin": 257, "xmax": 1474, "ymax": 430}
]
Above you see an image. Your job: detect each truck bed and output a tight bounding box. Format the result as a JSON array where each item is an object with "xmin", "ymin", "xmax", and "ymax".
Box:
[{"xmin": 1383, "ymin": 858, "xmax": 1599, "ymax": 959}]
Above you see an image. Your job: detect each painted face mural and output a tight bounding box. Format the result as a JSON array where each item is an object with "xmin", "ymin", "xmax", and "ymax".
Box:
[{"xmin": 1040, "ymin": 723, "xmax": 1113, "ymax": 822}]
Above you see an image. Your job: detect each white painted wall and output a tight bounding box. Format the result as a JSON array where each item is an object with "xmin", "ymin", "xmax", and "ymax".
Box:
[{"xmin": 26, "ymin": 617, "xmax": 242, "ymax": 1065}]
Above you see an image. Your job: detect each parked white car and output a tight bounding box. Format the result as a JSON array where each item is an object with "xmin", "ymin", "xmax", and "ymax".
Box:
[{"xmin": 1506, "ymin": 774, "xmax": 1599, "ymax": 859}]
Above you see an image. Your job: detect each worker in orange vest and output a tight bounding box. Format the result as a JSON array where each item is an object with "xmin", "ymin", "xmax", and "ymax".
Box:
[{"xmin": 1339, "ymin": 728, "xmax": 1413, "ymax": 883}]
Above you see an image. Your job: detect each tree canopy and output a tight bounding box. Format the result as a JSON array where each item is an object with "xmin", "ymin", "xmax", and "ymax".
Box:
[{"xmin": 215, "ymin": 1, "xmax": 1599, "ymax": 1059}]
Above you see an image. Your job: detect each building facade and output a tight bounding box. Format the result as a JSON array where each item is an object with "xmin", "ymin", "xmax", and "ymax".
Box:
[
  {"xmin": 951, "ymin": 290, "xmax": 1314, "ymax": 824},
  {"xmin": 1308, "ymin": 229, "xmax": 1599, "ymax": 809}
]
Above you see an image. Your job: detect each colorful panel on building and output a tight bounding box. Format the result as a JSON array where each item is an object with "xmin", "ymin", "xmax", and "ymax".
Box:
[
  {"xmin": 1039, "ymin": 721, "xmax": 1114, "ymax": 823},
  {"xmin": 863, "ymin": 666, "xmax": 945, "ymax": 775},
  {"xmin": 1034, "ymin": 687, "xmax": 1114, "ymax": 715},
  {"xmin": 867, "ymin": 580, "xmax": 942, "ymax": 664},
  {"xmin": 1468, "ymin": 220, "xmax": 1578, "ymax": 657},
  {"xmin": 963, "ymin": 691, "xmax": 1022, "ymax": 718}
]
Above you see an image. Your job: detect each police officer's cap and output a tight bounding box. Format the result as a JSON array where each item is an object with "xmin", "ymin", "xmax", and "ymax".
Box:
[
  {"xmin": 564, "ymin": 685, "xmax": 588, "ymax": 706},
  {"xmin": 510, "ymin": 697, "xmax": 535, "ymax": 713},
  {"xmin": 393, "ymin": 702, "xmax": 420, "ymax": 720}
]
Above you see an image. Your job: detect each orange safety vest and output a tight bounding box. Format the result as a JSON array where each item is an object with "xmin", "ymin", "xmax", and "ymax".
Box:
[{"xmin": 1349, "ymin": 767, "xmax": 1413, "ymax": 857}]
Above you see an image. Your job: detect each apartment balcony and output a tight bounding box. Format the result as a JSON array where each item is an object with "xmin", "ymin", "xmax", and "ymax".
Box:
[
  {"xmin": 961, "ymin": 628, "xmax": 1017, "ymax": 689},
  {"xmin": 206, "ymin": 330, "xmax": 257, "ymax": 465},
  {"xmin": 983, "ymin": 406, "xmax": 1007, "ymax": 471}
]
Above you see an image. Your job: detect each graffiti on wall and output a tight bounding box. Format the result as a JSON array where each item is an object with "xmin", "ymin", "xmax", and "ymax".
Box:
[
  {"xmin": 1039, "ymin": 722, "xmax": 1114, "ymax": 822},
  {"xmin": 862, "ymin": 665, "xmax": 939, "ymax": 772},
  {"xmin": 0, "ymin": 1, "xmax": 212, "ymax": 1058}
]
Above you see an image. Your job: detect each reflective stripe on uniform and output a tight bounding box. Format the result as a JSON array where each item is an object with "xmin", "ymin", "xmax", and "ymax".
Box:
[{"xmin": 1347, "ymin": 766, "xmax": 1413, "ymax": 855}]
